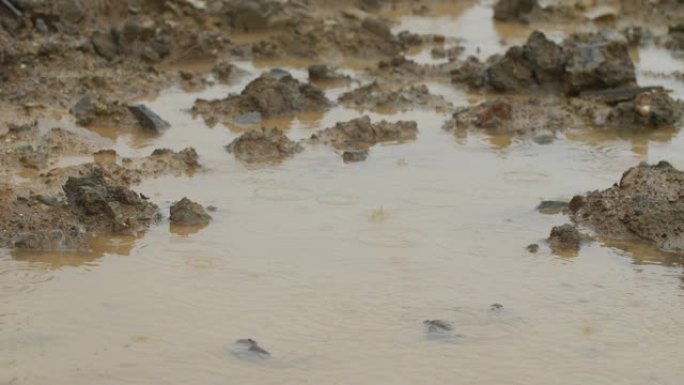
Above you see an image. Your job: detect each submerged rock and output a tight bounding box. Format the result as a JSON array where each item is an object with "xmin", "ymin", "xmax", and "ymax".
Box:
[
  {"xmin": 310, "ymin": 116, "xmax": 418, "ymax": 150},
  {"xmin": 226, "ymin": 127, "xmax": 302, "ymax": 162},
  {"xmin": 170, "ymin": 198, "xmax": 211, "ymax": 226},
  {"xmin": 548, "ymin": 224, "xmax": 582, "ymax": 251},
  {"xmin": 537, "ymin": 200, "xmax": 568, "ymax": 215},
  {"xmin": 193, "ymin": 71, "xmax": 331, "ymax": 126},
  {"xmin": 571, "ymin": 162, "xmax": 684, "ymax": 253},
  {"xmin": 424, "ymin": 319, "xmax": 453, "ymax": 333}
]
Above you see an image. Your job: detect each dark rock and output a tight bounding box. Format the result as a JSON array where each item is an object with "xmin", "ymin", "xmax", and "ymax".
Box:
[
  {"xmin": 564, "ymin": 34, "xmax": 636, "ymax": 95},
  {"xmin": 486, "ymin": 46, "xmax": 535, "ymax": 92},
  {"xmin": 226, "ymin": 127, "xmax": 302, "ymax": 162},
  {"xmin": 526, "ymin": 243, "xmax": 539, "ymax": 253},
  {"xmin": 342, "ymin": 150, "xmax": 368, "ymax": 163},
  {"xmin": 493, "ymin": 0, "xmax": 538, "ymax": 22},
  {"xmin": 537, "ymin": 200, "xmax": 568, "ymax": 215},
  {"xmin": 170, "ymin": 197, "xmax": 211, "ymax": 226},
  {"xmin": 127, "ymin": 104, "xmax": 171, "ymax": 133}
]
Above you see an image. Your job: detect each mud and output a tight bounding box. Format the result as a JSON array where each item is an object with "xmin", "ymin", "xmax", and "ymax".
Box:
[
  {"xmin": 338, "ymin": 82, "xmax": 452, "ymax": 112},
  {"xmin": 225, "ymin": 127, "xmax": 302, "ymax": 163},
  {"xmin": 569, "ymin": 162, "xmax": 684, "ymax": 253},
  {"xmin": 193, "ymin": 70, "xmax": 331, "ymax": 127}
]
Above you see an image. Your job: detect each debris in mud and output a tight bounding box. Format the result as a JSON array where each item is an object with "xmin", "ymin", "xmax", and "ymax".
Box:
[
  {"xmin": 232, "ymin": 338, "xmax": 270, "ymax": 358},
  {"xmin": 490, "ymin": 303, "xmax": 505, "ymax": 311},
  {"xmin": 338, "ymin": 82, "xmax": 452, "ymax": 112},
  {"xmin": 127, "ymin": 105, "xmax": 171, "ymax": 133},
  {"xmin": 310, "ymin": 116, "xmax": 418, "ymax": 151},
  {"xmin": 170, "ymin": 197, "xmax": 211, "ymax": 226},
  {"xmin": 193, "ymin": 70, "xmax": 331, "ymax": 127},
  {"xmin": 225, "ymin": 127, "xmax": 302, "ymax": 163},
  {"xmin": 537, "ymin": 200, "xmax": 568, "ymax": 215},
  {"xmin": 570, "ymin": 162, "xmax": 684, "ymax": 253},
  {"xmin": 63, "ymin": 168, "xmax": 159, "ymax": 234},
  {"xmin": 424, "ymin": 319, "xmax": 453, "ymax": 333},
  {"xmin": 342, "ymin": 150, "xmax": 369, "ymax": 163},
  {"xmin": 493, "ymin": 0, "xmax": 538, "ymax": 22},
  {"xmin": 548, "ymin": 224, "xmax": 582, "ymax": 254}
]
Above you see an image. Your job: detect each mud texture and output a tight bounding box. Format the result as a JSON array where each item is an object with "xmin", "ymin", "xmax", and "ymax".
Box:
[
  {"xmin": 310, "ymin": 116, "xmax": 418, "ymax": 151},
  {"xmin": 226, "ymin": 127, "xmax": 302, "ymax": 163},
  {"xmin": 338, "ymin": 82, "xmax": 452, "ymax": 112},
  {"xmin": 193, "ymin": 70, "xmax": 331, "ymax": 127},
  {"xmin": 569, "ymin": 162, "xmax": 684, "ymax": 253},
  {"xmin": 170, "ymin": 198, "xmax": 212, "ymax": 226}
]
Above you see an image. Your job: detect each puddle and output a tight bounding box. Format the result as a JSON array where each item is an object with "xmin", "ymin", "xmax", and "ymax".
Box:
[{"xmin": 2, "ymin": 2, "xmax": 684, "ymax": 385}]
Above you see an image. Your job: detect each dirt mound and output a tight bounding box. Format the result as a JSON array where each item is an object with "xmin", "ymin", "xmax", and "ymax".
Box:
[
  {"xmin": 339, "ymin": 82, "xmax": 452, "ymax": 112},
  {"xmin": 570, "ymin": 162, "xmax": 684, "ymax": 253},
  {"xmin": 193, "ymin": 70, "xmax": 331, "ymax": 127},
  {"xmin": 311, "ymin": 116, "xmax": 418, "ymax": 151},
  {"xmin": 225, "ymin": 127, "xmax": 302, "ymax": 163}
]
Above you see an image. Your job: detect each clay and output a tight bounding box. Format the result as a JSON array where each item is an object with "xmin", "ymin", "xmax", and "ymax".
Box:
[
  {"xmin": 338, "ymin": 82, "xmax": 452, "ymax": 112},
  {"xmin": 570, "ymin": 162, "xmax": 684, "ymax": 253},
  {"xmin": 225, "ymin": 127, "xmax": 302, "ymax": 163},
  {"xmin": 310, "ymin": 116, "xmax": 418, "ymax": 151},
  {"xmin": 193, "ymin": 70, "xmax": 331, "ymax": 127},
  {"xmin": 170, "ymin": 197, "xmax": 211, "ymax": 226}
]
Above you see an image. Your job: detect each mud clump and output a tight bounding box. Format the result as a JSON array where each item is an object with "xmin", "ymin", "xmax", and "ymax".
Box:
[
  {"xmin": 63, "ymin": 168, "xmax": 159, "ymax": 234},
  {"xmin": 310, "ymin": 116, "xmax": 418, "ymax": 151},
  {"xmin": 548, "ymin": 224, "xmax": 582, "ymax": 252},
  {"xmin": 193, "ymin": 70, "xmax": 331, "ymax": 127},
  {"xmin": 72, "ymin": 96, "xmax": 169, "ymax": 132},
  {"xmin": 170, "ymin": 198, "xmax": 211, "ymax": 226},
  {"xmin": 571, "ymin": 162, "xmax": 684, "ymax": 253},
  {"xmin": 448, "ymin": 98, "xmax": 577, "ymax": 135},
  {"xmin": 338, "ymin": 82, "xmax": 452, "ymax": 112},
  {"xmin": 604, "ymin": 90, "xmax": 683, "ymax": 129},
  {"xmin": 226, "ymin": 127, "xmax": 302, "ymax": 163},
  {"xmin": 493, "ymin": 0, "xmax": 539, "ymax": 22}
]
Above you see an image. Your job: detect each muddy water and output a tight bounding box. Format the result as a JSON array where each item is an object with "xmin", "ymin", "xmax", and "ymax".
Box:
[{"xmin": 2, "ymin": 5, "xmax": 684, "ymax": 385}]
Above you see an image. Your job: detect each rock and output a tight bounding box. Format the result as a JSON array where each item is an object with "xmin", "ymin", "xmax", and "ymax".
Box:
[
  {"xmin": 537, "ymin": 200, "xmax": 568, "ymax": 215},
  {"xmin": 127, "ymin": 104, "xmax": 171, "ymax": 133},
  {"xmin": 493, "ymin": 0, "xmax": 538, "ymax": 22},
  {"xmin": 225, "ymin": 127, "xmax": 302, "ymax": 162},
  {"xmin": 310, "ymin": 116, "xmax": 418, "ymax": 150},
  {"xmin": 486, "ymin": 46, "xmax": 535, "ymax": 92},
  {"xmin": 564, "ymin": 34, "xmax": 636, "ymax": 95},
  {"xmin": 212, "ymin": 61, "xmax": 245, "ymax": 84},
  {"xmin": 342, "ymin": 150, "xmax": 368, "ymax": 163},
  {"xmin": 361, "ymin": 17, "xmax": 392, "ymax": 38},
  {"xmin": 605, "ymin": 90, "xmax": 683, "ymax": 129},
  {"xmin": 548, "ymin": 224, "xmax": 581, "ymax": 251},
  {"xmin": 233, "ymin": 338, "xmax": 270, "ymax": 357},
  {"xmin": 91, "ymin": 30, "xmax": 119, "ymax": 60},
  {"xmin": 490, "ymin": 303, "xmax": 504, "ymax": 311},
  {"xmin": 308, "ymin": 64, "xmax": 348, "ymax": 82},
  {"xmin": 424, "ymin": 319, "xmax": 452, "ymax": 333},
  {"xmin": 63, "ymin": 168, "xmax": 159, "ymax": 233},
  {"xmin": 193, "ymin": 71, "xmax": 331, "ymax": 126},
  {"xmin": 170, "ymin": 197, "xmax": 211, "ymax": 226},
  {"xmin": 10, "ymin": 228, "xmax": 86, "ymax": 251},
  {"xmin": 526, "ymin": 243, "xmax": 539, "ymax": 253},
  {"xmin": 571, "ymin": 162, "xmax": 684, "ymax": 253}
]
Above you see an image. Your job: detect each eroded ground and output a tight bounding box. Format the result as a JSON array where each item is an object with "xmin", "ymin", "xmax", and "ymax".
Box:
[{"xmin": 2, "ymin": 0, "xmax": 684, "ymax": 384}]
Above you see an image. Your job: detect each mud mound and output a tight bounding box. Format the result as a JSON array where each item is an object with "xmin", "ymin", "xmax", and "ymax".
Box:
[
  {"xmin": 311, "ymin": 116, "xmax": 418, "ymax": 150},
  {"xmin": 226, "ymin": 127, "xmax": 302, "ymax": 163},
  {"xmin": 339, "ymin": 82, "xmax": 452, "ymax": 112},
  {"xmin": 193, "ymin": 70, "xmax": 331, "ymax": 126},
  {"xmin": 570, "ymin": 162, "xmax": 684, "ymax": 253}
]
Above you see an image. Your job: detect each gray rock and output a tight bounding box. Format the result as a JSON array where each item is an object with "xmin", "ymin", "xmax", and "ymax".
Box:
[
  {"xmin": 127, "ymin": 104, "xmax": 171, "ymax": 133},
  {"xmin": 169, "ymin": 197, "xmax": 212, "ymax": 226}
]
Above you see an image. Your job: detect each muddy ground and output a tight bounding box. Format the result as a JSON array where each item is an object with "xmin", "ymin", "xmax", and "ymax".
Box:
[{"xmin": 1, "ymin": 0, "xmax": 684, "ymax": 254}]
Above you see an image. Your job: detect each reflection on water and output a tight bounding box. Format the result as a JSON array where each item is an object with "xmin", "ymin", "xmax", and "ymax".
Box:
[{"xmin": 2, "ymin": 2, "xmax": 684, "ymax": 385}]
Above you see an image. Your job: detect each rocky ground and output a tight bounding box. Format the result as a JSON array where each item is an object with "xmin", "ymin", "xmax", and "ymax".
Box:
[{"xmin": 1, "ymin": 0, "xmax": 684, "ymax": 254}]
